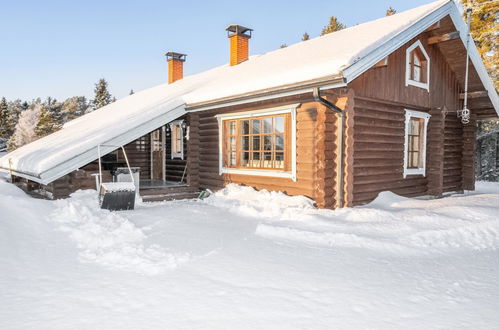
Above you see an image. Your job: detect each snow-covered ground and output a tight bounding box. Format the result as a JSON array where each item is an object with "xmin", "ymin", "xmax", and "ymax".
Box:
[{"xmin": 1, "ymin": 180, "xmax": 499, "ymax": 329}]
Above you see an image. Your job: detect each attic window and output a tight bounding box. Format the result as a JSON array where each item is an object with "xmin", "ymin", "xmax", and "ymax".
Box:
[{"xmin": 405, "ymin": 40, "xmax": 430, "ymax": 91}]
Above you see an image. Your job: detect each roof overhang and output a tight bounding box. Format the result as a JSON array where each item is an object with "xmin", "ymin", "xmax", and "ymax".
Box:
[{"xmin": 0, "ymin": 105, "xmax": 186, "ymax": 185}]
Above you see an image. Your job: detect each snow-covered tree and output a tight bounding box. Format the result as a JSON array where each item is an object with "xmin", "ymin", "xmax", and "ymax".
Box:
[
  {"xmin": 320, "ymin": 16, "xmax": 346, "ymax": 36},
  {"xmin": 302, "ymin": 32, "xmax": 310, "ymax": 41},
  {"xmin": 5, "ymin": 99, "xmax": 24, "ymax": 137},
  {"xmin": 62, "ymin": 96, "xmax": 88, "ymax": 122},
  {"xmin": 92, "ymin": 78, "xmax": 113, "ymax": 110},
  {"xmin": 129, "ymin": 89, "xmax": 135, "ymax": 95},
  {"xmin": 461, "ymin": 0, "xmax": 498, "ymax": 89},
  {"xmin": 7, "ymin": 105, "xmax": 41, "ymax": 150},
  {"xmin": 386, "ymin": 7, "xmax": 397, "ymax": 16},
  {"xmin": 35, "ymin": 106, "xmax": 61, "ymax": 137},
  {"xmin": 0, "ymin": 97, "xmax": 8, "ymax": 138}
]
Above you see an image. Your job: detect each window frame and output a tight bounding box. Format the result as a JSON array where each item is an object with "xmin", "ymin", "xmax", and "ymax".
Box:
[
  {"xmin": 169, "ymin": 120, "xmax": 184, "ymax": 160},
  {"xmin": 216, "ymin": 104, "xmax": 298, "ymax": 181},
  {"xmin": 403, "ymin": 109, "xmax": 431, "ymax": 178},
  {"xmin": 405, "ymin": 40, "xmax": 430, "ymax": 91}
]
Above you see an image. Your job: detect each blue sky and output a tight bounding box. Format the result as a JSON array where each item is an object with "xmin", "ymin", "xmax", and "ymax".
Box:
[{"xmin": 0, "ymin": 0, "xmax": 436, "ymax": 101}]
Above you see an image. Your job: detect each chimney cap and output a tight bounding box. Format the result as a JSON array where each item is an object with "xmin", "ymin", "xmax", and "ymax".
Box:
[
  {"xmin": 165, "ymin": 52, "xmax": 187, "ymax": 62},
  {"xmin": 226, "ymin": 24, "xmax": 252, "ymax": 38}
]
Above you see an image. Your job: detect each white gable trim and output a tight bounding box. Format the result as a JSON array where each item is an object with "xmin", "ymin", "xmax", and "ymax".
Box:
[
  {"xmin": 403, "ymin": 109, "xmax": 431, "ymax": 178},
  {"xmin": 405, "ymin": 40, "xmax": 430, "ymax": 91}
]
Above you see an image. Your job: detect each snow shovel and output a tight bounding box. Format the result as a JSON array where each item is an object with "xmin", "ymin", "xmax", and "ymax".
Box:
[{"xmin": 97, "ymin": 144, "xmax": 136, "ymax": 211}]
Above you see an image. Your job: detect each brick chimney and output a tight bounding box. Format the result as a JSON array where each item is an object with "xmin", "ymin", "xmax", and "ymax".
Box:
[
  {"xmin": 226, "ymin": 24, "xmax": 252, "ymax": 66},
  {"xmin": 166, "ymin": 52, "xmax": 187, "ymax": 84}
]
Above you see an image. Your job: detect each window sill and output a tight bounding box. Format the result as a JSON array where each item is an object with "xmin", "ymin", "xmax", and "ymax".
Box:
[
  {"xmin": 406, "ymin": 79, "xmax": 429, "ymax": 91},
  {"xmin": 403, "ymin": 168, "xmax": 426, "ymax": 178},
  {"xmin": 220, "ymin": 167, "xmax": 296, "ymax": 181}
]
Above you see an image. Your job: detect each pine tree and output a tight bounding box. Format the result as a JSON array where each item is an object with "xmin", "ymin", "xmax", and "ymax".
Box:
[
  {"xmin": 129, "ymin": 89, "xmax": 135, "ymax": 95},
  {"xmin": 302, "ymin": 32, "xmax": 310, "ymax": 41},
  {"xmin": 280, "ymin": 44, "xmax": 288, "ymax": 48},
  {"xmin": 386, "ymin": 7, "xmax": 397, "ymax": 16},
  {"xmin": 461, "ymin": 0, "xmax": 498, "ymax": 89},
  {"xmin": 35, "ymin": 106, "xmax": 61, "ymax": 137},
  {"xmin": 7, "ymin": 105, "xmax": 41, "ymax": 151},
  {"xmin": 320, "ymin": 16, "xmax": 346, "ymax": 36},
  {"xmin": 92, "ymin": 78, "xmax": 112, "ymax": 110},
  {"xmin": 5, "ymin": 99, "xmax": 23, "ymax": 137},
  {"xmin": 62, "ymin": 96, "xmax": 88, "ymax": 122},
  {"xmin": 46, "ymin": 97, "xmax": 63, "ymax": 126},
  {"xmin": 0, "ymin": 97, "xmax": 8, "ymax": 138}
]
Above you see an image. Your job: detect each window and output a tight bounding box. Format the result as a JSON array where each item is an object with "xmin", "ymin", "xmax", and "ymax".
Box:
[
  {"xmin": 169, "ymin": 120, "xmax": 184, "ymax": 159},
  {"xmin": 403, "ymin": 109, "xmax": 430, "ymax": 178},
  {"xmin": 405, "ymin": 40, "xmax": 430, "ymax": 91},
  {"xmin": 135, "ymin": 136, "xmax": 147, "ymax": 151},
  {"xmin": 224, "ymin": 114, "xmax": 288, "ymax": 170},
  {"xmin": 217, "ymin": 105, "xmax": 297, "ymax": 180}
]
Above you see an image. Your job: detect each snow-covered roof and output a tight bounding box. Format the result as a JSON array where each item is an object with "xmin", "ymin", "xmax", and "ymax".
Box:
[{"xmin": 1, "ymin": 0, "xmax": 497, "ymax": 184}]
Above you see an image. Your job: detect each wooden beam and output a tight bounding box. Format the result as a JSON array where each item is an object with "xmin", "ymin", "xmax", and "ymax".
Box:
[
  {"xmin": 427, "ymin": 31, "xmax": 460, "ymax": 45},
  {"xmin": 424, "ymin": 21, "xmax": 441, "ymax": 32},
  {"xmin": 459, "ymin": 90, "xmax": 488, "ymax": 99}
]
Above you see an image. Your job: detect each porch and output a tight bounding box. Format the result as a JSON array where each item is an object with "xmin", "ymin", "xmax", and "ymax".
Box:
[{"xmin": 139, "ymin": 180, "xmax": 199, "ymax": 202}]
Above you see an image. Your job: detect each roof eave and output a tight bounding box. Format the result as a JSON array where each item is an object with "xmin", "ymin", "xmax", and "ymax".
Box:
[{"xmin": 186, "ymin": 75, "xmax": 346, "ymax": 112}]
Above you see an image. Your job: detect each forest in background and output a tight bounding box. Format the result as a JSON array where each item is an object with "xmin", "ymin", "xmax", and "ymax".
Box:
[{"xmin": 0, "ymin": 1, "xmax": 497, "ymax": 180}]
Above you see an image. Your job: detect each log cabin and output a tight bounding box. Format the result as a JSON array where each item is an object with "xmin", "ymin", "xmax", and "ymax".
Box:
[{"xmin": 1, "ymin": 0, "xmax": 498, "ymax": 208}]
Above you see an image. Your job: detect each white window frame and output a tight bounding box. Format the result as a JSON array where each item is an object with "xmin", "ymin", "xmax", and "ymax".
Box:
[
  {"xmin": 169, "ymin": 120, "xmax": 184, "ymax": 160},
  {"xmin": 403, "ymin": 109, "xmax": 430, "ymax": 178},
  {"xmin": 216, "ymin": 104, "xmax": 298, "ymax": 181},
  {"xmin": 405, "ymin": 40, "xmax": 430, "ymax": 91}
]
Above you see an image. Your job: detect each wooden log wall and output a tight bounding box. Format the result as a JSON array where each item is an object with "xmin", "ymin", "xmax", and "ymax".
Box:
[
  {"xmin": 122, "ymin": 134, "xmax": 151, "ymax": 181},
  {"xmin": 186, "ymin": 112, "xmax": 200, "ymax": 188},
  {"xmin": 348, "ymin": 27, "xmax": 471, "ymax": 205},
  {"xmin": 193, "ymin": 94, "xmax": 338, "ymax": 208}
]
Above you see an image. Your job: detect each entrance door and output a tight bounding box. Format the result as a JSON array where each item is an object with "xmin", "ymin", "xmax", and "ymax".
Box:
[{"xmin": 150, "ymin": 126, "xmax": 166, "ymax": 181}]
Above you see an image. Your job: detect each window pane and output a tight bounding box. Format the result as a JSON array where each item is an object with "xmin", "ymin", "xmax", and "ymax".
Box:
[
  {"xmin": 409, "ymin": 119, "xmax": 420, "ymax": 135},
  {"xmin": 275, "ymin": 134, "xmax": 284, "ymax": 150},
  {"xmin": 263, "ymin": 117, "xmax": 272, "ymax": 133},
  {"xmin": 242, "ymin": 136, "xmax": 249, "ymax": 150},
  {"xmin": 252, "ymin": 136, "xmax": 260, "ymax": 150},
  {"xmin": 411, "ymin": 136, "xmax": 419, "ymax": 151},
  {"xmin": 413, "ymin": 66, "xmax": 421, "ymax": 82},
  {"xmin": 241, "ymin": 152, "xmax": 249, "ymax": 166},
  {"xmin": 242, "ymin": 120, "xmax": 250, "ymax": 134},
  {"xmin": 274, "ymin": 116, "xmax": 285, "ymax": 133},
  {"xmin": 229, "ymin": 121, "xmax": 236, "ymax": 135},
  {"xmin": 263, "ymin": 135, "xmax": 273, "ymax": 150},
  {"xmin": 229, "ymin": 137, "xmax": 236, "ymax": 150},
  {"xmin": 275, "ymin": 152, "xmax": 284, "ymax": 169},
  {"xmin": 262, "ymin": 152, "xmax": 272, "ymax": 168},
  {"xmin": 413, "ymin": 51, "xmax": 421, "ymax": 66},
  {"xmin": 251, "ymin": 119, "xmax": 261, "ymax": 134},
  {"xmin": 252, "ymin": 152, "xmax": 261, "ymax": 167},
  {"xmin": 229, "ymin": 152, "xmax": 236, "ymax": 166}
]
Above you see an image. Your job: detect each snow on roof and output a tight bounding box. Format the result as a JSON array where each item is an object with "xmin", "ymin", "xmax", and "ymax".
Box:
[{"xmin": 1, "ymin": 0, "xmax": 497, "ymax": 184}]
